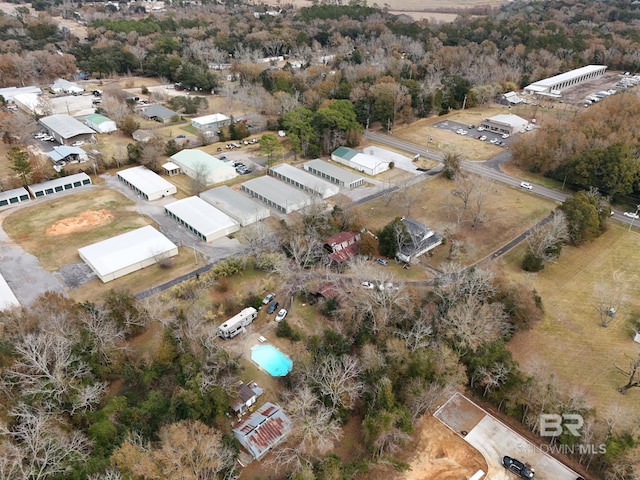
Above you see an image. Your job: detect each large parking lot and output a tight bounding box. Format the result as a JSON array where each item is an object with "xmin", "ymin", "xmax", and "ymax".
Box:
[{"xmin": 433, "ymin": 119, "xmax": 514, "ymax": 148}]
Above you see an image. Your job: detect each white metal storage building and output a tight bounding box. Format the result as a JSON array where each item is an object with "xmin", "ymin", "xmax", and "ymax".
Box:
[
  {"xmin": 200, "ymin": 186, "xmax": 270, "ymax": 226},
  {"xmin": 524, "ymin": 65, "xmax": 607, "ymax": 96},
  {"xmin": 170, "ymin": 149, "xmax": 237, "ymax": 185},
  {"xmin": 85, "ymin": 113, "xmax": 117, "ymax": 133},
  {"xmin": 331, "ymin": 146, "xmax": 390, "ymax": 176},
  {"xmin": 241, "ymin": 176, "xmax": 312, "ymax": 214},
  {"xmin": 117, "ymin": 166, "xmax": 177, "ymax": 201},
  {"xmin": 78, "ymin": 225, "xmax": 178, "ymax": 283},
  {"xmin": 28, "ymin": 173, "xmax": 92, "ymax": 198},
  {"xmin": 0, "ymin": 273, "xmax": 20, "ymax": 311},
  {"xmin": 0, "ymin": 187, "xmax": 30, "ymax": 209},
  {"xmin": 191, "ymin": 113, "xmax": 231, "ymax": 131},
  {"xmin": 164, "ymin": 196, "xmax": 239, "ymax": 242},
  {"xmin": 303, "ymin": 159, "xmax": 365, "ymax": 189},
  {"xmin": 269, "ymin": 164, "xmax": 339, "ymax": 199}
]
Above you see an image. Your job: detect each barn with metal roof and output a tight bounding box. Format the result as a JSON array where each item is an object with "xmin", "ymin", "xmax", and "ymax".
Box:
[{"xmin": 38, "ymin": 114, "xmax": 96, "ymax": 145}]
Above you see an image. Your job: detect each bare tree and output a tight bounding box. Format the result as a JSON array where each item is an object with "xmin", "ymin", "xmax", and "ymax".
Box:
[
  {"xmin": 471, "ymin": 362, "xmax": 512, "ymax": 397},
  {"xmin": 77, "ymin": 305, "xmax": 127, "ymax": 365},
  {"xmin": 402, "ymin": 379, "xmax": 456, "ymax": 422},
  {"xmin": 394, "ymin": 310, "xmax": 432, "ymax": 353},
  {"xmin": 526, "ymin": 210, "xmax": 569, "ymax": 262},
  {"xmin": 306, "ymin": 355, "xmax": 364, "ymax": 410},
  {"xmin": 471, "ymin": 177, "xmax": 494, "ymax": 229},
  {"xmin": 0, "ymin": 403, "xmax": 90, "ymax": 480},
  {"xmin": 615, "ymin": 352, "xmax": 640, "ymax": 394}
]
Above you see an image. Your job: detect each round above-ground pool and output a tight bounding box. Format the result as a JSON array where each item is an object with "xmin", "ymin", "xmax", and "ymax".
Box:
[{"xmin": 251, "ymin": 344, "xmax": 293, "ymax": 376}]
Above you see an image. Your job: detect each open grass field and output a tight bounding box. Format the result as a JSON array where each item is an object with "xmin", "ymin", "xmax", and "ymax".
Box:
[
  {"xmin": 354, "ymin": 175, "xmax": 558, "ymax": 268},
  {"xmin": 3, "ymin": 188, "xmax": 149, "ymax": 271},
  {"xmin": 500, "ymin": 222, "xmax": 640, "ymax": 426}
]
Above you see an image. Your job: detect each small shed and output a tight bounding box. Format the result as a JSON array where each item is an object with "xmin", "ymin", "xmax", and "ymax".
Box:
[
  {"xmin": 85, "ymin": 113, "xmax": 117, "ymax": 133},
  {"xmin": 162, "ymin": 162, "xmax": 181, "ymax": 176},
  {"xmin": 231, "ymin": 382, "xmax": 264, "ymax": 416}
]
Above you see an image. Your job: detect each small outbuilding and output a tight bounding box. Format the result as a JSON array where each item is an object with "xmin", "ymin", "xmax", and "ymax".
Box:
[
  {"xmin": 0, "ymin": 273, "xmax": 20, "ymax": 311},
  {"xmin": 324, "ymin": 231, "xmax": 361, "ymax": 263},
  {"xmin": 27, "ymin": 173, "xmax": 92, "ymax": 198},
  {"xmin": 85, "ymin": 113, "xmax": 117, "ymax": 133},
  {"xmin": 164, "ymin": 196, "xmax": 239, "ymax": 242},
  {"xmin": 269, "ymin": 164, "xmax": 339, "ymax": 199},
  {"xmin": 233, "ymin": 402, "xmax": 292, "ymax": 460},
  {"xmin": 39, "ymin": 114, "xmax": 96, "ymax": 145},
  {"xmin": 117, "ymin": 166, "xmax": 177, "ymax": 201},
  {"xmin": 191, "ymin": 113, "xmax": 231, "ymax": 131},
  {"xmin": 78, "ymin": 225, "xmax": 179, "ymax": 283},
  {"xmin": 142, "ymin": 105, "xmax": 181, "ymax": 123},
  {"xmin": 132, "ymin": 129, "xmax": 153, "ymax": 143},
  {"xmin": 231, "ymin": 382, "xmax": 264, "ymax": 417},
  {"xmin": 331, "ymin": 146, "xmax": 390, "ymax": 176},
  {"xmin": 170, "ymin": 149, "xmax": 237, "ymax": 185},
  {"xmin": 0, "ymin": 187, "xmax": 30, "ymax": 209},
  {"xmin": 162, "ymin": 162, "xmax": 181, "ymax": 176},
  {"xmin": 241, "ymin": 176, "xmax": 312, "ymax": 214},
  {"xmin": 303, "ymin": 159, "xmax": 366, "ymax": 189},
  {"xmin": 479, "ymin": 114, "xmax": 529, "ymax": 135},
  {"xmin": 200, "ymin": 186, "xmax": 270, "ymax": 226},
  {"xmin": 48, "ymin": 146, "xmax": 88, "ymax": 172}
]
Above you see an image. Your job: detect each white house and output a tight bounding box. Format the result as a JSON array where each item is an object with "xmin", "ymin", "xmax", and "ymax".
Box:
[{"xmin": 191, "ymin": 113, "xmax": 231, "ymax": 131}]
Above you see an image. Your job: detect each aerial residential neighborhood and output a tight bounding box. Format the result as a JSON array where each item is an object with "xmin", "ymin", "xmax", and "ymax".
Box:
[{"xmin": 1, "ymin": 0, "xmax": 640, "ymax": 479}]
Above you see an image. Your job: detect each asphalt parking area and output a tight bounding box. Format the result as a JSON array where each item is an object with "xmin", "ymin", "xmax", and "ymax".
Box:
[
  {"xmin": 434, "ymin": 393, "xmax": 580, "ymax": 480},
  {"xmin": 433, "ymin": 120, "xmax": 511, "ymax": 147}
]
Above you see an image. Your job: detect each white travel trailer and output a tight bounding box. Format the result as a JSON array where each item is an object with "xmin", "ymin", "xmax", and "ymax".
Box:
[{"xmin": 218, "ymin": 307, "xmax": 258, "ymax": 339}]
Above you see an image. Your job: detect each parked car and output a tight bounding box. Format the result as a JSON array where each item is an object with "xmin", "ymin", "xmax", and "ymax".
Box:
[
  {"xmin": 71, "ymin": 141, "xmax": 85, "ymax": 147},
  {"xmin": 275, "ymin": 309, "xmax": 287, "ymax": 322},
  {"xmin": 502, "ymin": 456, "xmax": 534, "ymax": 479},
  {"xmin": 262, "ymin": 293, "xmax": 275, "ymax": 304},
  {"xmin": 520, "ymin": 181, "xmax": 533, "ymax": 190},
  {"xmin": 502, "ymin": 133, "xmax": 510, "ymax": 139},
  {"xmin": 267, "ymin": 301, "xmax": 280, "ymax": 314},
  {"xmin": 479, "ymin": 135, "xmax": 487, "ymax": 141},
  {"xmin": 376, "ymin": 258, "xmax": 389, "ymax": 266},
  {"xmin": 623, "ymin": 211, "xmax": 639, "ymax": 219},
  {"xmin": 477, "ymin": 126, "xmax": 485, "ymax": 131},
  {"xmin": 361, "ymin": 281, "xmax": 374, "ymax": 289}
]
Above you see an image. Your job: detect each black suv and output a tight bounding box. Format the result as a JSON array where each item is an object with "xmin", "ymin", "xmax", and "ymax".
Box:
[
  {"xmin": 267, "ymin": 301, "xmax": 280, "ymax": 314},
  {"xmin": 502, "ymin": 456, "xmax": 535, "ymax": 479}
]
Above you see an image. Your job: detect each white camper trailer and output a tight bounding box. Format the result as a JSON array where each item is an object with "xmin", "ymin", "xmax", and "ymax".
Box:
[{"xmin": 218, "ymin": 307, "xmax": 258, "ymax": 339}]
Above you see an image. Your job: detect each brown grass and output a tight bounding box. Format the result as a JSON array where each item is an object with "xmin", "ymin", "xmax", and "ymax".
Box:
[
  {"xmin": 500, "ymin": 222, "xmax": 640, "ymax": 426},
  {"xmin": 3, "ymin": 188, "xmax": 149, "ymax": 271},
  {"xmin": 354, "ymin": 175, "xmax": 557, "ymax": 268}
]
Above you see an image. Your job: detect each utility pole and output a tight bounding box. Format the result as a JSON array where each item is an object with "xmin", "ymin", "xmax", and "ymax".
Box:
[{"xmin": 628, "ymin": 204, "xmax": 640, "ymax": 232}]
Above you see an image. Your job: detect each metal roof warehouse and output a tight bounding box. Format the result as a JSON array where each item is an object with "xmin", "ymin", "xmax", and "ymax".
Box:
[
  {"xmin": 269, "ymin": 164, "xmax": 339, "ymax": 199},
  {"xmin": 303, "ymin": 159, "xmax": 365, "ymax": 189},
  {"xmin": 39, "ymin": 114, "xmax": 96, "ymax": 143},
  {"xmin": 240, "ymin": 176, "xmax": 312, "ymax": 214},
  {"xmin": 0, "ymin": 187, "xmax": 30, "ymax": 209},
  {"xmin": 199, "ymin": 186, "xmax": 270, "ymax": 226},
  {"xmin": 78, "ymin": 225, "xmax": 179, "ymax": 283},
  {"xmin": 164, "ymin": 196, "xmax": 239, "ymax": 242},
  {"xmin": 117, "ymin": 166, "xmax": 177, "ymax": 201}
]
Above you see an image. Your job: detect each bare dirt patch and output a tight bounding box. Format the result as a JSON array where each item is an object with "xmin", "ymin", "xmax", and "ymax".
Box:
[
  {"xmin": 45, "ymin": 209, "xmax": 114, "ymax": 236},
  {"xmin": 398, "ymin": 415, "xmax": 486, "ymax": 480}
]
